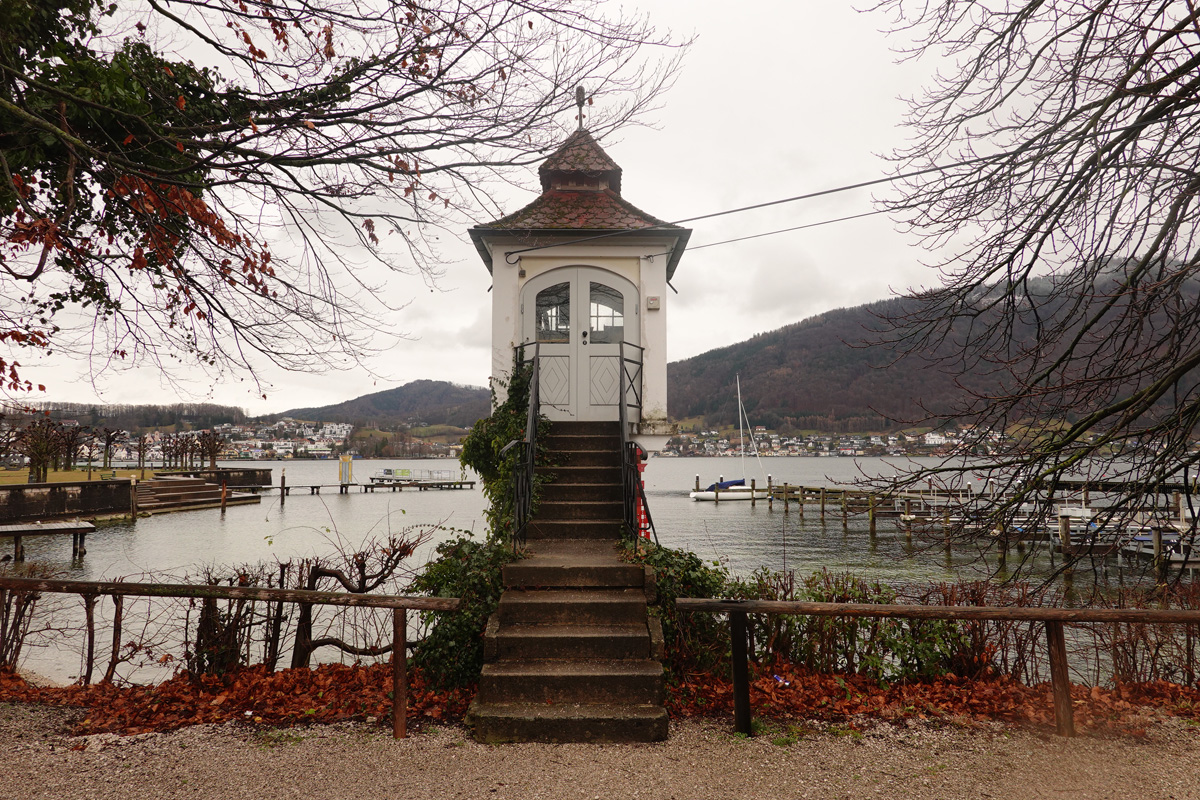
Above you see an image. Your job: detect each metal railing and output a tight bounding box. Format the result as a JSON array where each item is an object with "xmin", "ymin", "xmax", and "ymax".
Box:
[
  {"xmin": 677, "ymin": 597, "xmax": 1200, "ymax": 738},
  {"xmin": 499, "ymin": 343, "xmax": 541, "ymax": 550},
  {"xmin": 0, "ymin": 576, "xmax": 459, "ymax": 739},
  {"xmin": 619, "ymin": 342, "xmax": 657, "ymax": 545}
]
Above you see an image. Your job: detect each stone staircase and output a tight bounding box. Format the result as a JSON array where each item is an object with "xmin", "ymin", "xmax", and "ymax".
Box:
[
  {"xmin": 135, "ymin": 476, "xmax": 260, "ymax": 513},
  {"xmin": 467, "ymin": 421, "xmax": 667, "ymax": 743}
]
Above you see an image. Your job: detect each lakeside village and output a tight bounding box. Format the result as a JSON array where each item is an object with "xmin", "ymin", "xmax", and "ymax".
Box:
[
  {"xmin": 0, "ymin": 418, "xmax": 463, "ymax": 464},
  {"xmin": 9, "ymin": 418, "xmax": 1012, "ymax": 465},
  {"xmin": 662, "ymin": 426, "xmax": 1007, "ymax": 457},
  {"xmin": 13, "ymin": 418, "xmax": 997, "ymax": 465}
]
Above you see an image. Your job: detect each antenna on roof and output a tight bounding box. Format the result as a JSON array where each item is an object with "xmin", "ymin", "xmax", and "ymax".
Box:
[{"xmin": 575, "ymin": 86, "xmax": 585, "ymax": 130}]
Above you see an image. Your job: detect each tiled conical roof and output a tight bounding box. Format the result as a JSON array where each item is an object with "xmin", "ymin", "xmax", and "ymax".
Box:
[
  {"xmin": 477, "ymin": 130, "xmax": 677, "ymax": 231},
  {"xmin": 538, "ymin": 129, "xmax": 621, "ymax": 193},
  {"xmin": 470, "ymin": 129, "xmax": 690, "ymax": 278}
]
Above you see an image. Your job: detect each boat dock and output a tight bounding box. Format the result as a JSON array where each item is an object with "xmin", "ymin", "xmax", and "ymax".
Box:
[
  {"xmin": 252, "ymin": 479, "xmax": 476, "ymax": 496},
  {"xmin": 0, "ymin": 519, "xmax": 95, "ymax": 561}
]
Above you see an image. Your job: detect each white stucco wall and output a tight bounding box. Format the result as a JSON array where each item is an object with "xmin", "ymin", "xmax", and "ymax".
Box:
[{"xmin": 478, "ymin": 232, "xmax": 682, "ymax": 449}]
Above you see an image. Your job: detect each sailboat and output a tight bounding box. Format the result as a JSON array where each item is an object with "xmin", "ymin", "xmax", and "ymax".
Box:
[{"xmin": 690, "ymin": 375, "xmax": 769, "ymax": 501}]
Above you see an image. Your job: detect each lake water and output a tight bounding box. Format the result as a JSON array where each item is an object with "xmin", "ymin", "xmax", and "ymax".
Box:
[
  {"xmin": 22, "ymin": 455, "xmax": 997, "ymax": 584},
  {"xmin": 6, "ymin": 455, "xmax": 1147, "ymax": 682}
]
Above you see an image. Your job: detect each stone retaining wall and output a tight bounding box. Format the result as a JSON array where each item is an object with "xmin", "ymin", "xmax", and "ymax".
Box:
[{"xmin": 0, "ymin": 480, "xmax": 132, "ymax": 523}]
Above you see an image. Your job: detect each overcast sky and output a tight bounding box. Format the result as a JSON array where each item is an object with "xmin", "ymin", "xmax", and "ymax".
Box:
[{"xmin": 32, "ymin": 1, "xmax": 942, "ymax": 416}]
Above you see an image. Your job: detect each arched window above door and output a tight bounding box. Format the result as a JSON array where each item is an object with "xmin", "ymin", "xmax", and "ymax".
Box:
[
  {"xmin": 589, "ymin": 282, "xmax": 624, "ymax": 344},
  {"xmin": 535, "ymin": 281, "xmax": 570, "ymax": 342}
]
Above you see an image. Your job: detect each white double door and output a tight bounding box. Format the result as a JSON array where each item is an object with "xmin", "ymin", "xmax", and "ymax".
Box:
[{"xmin": 521, "ymin": 267, "xmax": 639, "ymax": 421}]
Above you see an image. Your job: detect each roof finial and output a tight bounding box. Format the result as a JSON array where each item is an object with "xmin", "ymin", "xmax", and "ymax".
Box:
[{"xmin": 575, "ymin": 86, "xmax": 585, "ymax": 130}]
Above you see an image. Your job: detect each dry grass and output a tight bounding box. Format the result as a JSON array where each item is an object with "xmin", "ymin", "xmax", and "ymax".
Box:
[{"xmin": 0, "ymin": 468, "xmax": 145, "ymax": 486}]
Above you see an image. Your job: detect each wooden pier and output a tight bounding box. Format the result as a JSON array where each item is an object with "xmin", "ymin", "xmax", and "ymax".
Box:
[
  {"xmin": 0, "ymin": 519, "xmax": 95, "ymax": 561},
  {"xmin": 760, "ymin": 479, "xmax": 1196, "ymax": 573},
  {"xmin": 252, "ymin": 480, "xmax": 476, "ymax": 496}
]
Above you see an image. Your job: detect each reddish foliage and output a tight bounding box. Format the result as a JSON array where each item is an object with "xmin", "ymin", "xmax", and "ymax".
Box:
[
  {"xmin": 3, "ymin": 661, "xmax": 1199, "ymax": 737},
  {"xmin": 0, "ymin": 663, "xmax": 472, "ymax": 736},
  {"xmin": 667, "ymin": 663, "xmax": 1200, "ymax": 734}
]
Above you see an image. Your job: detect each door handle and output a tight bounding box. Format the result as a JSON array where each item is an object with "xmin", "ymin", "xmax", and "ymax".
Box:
[{"xmin": 581, "ymin": 330, "xmax": 588, "ymax": 346}]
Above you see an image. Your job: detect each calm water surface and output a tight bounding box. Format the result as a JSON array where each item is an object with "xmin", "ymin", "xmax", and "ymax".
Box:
[
  {"xmin": 25, "ymin": 456, "xmax": 991, "ymax": 583},
  {"xmin": 10, "ymin": 456, "xmax": 1143, "ymax": 681}
]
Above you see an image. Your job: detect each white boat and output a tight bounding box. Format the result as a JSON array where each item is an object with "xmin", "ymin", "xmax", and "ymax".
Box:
[
  {"xmin": 690, "ymin": 375, "xmax": 768, "ymax": 502},
  {"xmin": 689, "ymin": 479, "xmax": 769, "ymax": 502}
]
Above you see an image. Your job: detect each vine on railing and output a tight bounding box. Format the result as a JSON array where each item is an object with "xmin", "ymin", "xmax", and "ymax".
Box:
[
  {"xmin": 460, "ymin": 344, "xmax": 547, "ymax": 550},
  {"xmin": 619, "ymin": 342, "xmax": 657, "ymax": 545}
]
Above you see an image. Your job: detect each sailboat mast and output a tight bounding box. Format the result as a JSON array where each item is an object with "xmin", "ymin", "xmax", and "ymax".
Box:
[{"xmin": 737, "ymin": 374, "xmax": 745, "ymax": 478}]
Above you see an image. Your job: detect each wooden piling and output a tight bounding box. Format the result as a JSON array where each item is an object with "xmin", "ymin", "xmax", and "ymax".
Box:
[
  {"xmin": 220, "ymin": 480, "xmax": 228, "ymax": 514},
  {"xmin": 820, "ymin": 487, "xmax": 826, "ymax": 519},
  {"xmin": 1153, "ymin": 528, "xmax": 1166, "ymax": 587},
  {"xmin": 868, "ymin": 493, "xmax": 877, "ymax": 536},
  {"xmin": 767, "ymin": 475, "xmax": 773, "ymax": 510},
  {"xmin": 1058, "ymin": 515, "xmax": 1072, "ymax": 558},
  {"xmin": 280, "ymin": 470, "xmax": 286, "ymax": 508},
  {"xmin": 751, "ymin": 479, "xmax": 757, "ymax": 508},
  {"xmin": 695, "ymin": 474, "xmax": 700, "ymax": 493}
]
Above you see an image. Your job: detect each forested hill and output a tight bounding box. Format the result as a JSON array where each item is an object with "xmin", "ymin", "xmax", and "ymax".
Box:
[
  {"xmin": 277, "ymin": 380, "xmax": 491, "ymax": 428},
  {"xmin": 667, "ymin": 297, "xmax": 967, "ymax": 432}
]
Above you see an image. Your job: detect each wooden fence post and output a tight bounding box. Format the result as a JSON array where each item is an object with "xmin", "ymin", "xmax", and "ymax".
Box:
[
  {"xmin": 393, "ymin": 608, "xmax": 407, "ymax": 739},
  {"xmin": 1045, "ymin": 621, "xmax": 1075, "ymax": 737},
  {"xmin": 730, "ymin": 609, "xmax": 751, "ymax": 735}
]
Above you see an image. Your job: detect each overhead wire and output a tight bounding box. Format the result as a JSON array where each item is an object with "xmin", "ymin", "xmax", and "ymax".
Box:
[{"xmin": 499, "ymin": 107, "xmax": 1200, "ymax": 263}]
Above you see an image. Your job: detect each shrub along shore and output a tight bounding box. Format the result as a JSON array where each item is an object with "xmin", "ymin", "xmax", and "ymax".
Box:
[{"xmin": 3, "ymin": 537, "xmax": 1200, "ymax": 737}]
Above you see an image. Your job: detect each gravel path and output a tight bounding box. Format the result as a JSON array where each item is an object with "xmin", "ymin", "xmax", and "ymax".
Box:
[{"xmin": 3, "ymin": 703, "xmax": 1199, "ymax": 799}]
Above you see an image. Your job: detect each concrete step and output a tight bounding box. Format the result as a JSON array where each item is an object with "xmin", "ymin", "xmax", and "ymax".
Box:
[
  {"xmin": 536, "ymin": 500, "xmax": 623, "ymax": 520},
  {"xmin": 468, "ymin": 701, "xmax": 668, "ymax": 744},
  {"xmin": 504, "ymin": 539, "xmax": 644, "ymax": 588},
  {"xmin": 478, "ymin": 659, "xmax": 664, "ymax": 705},
  {"xmin": 551, "ymin": 450, "xmax": 622, "ymax": 468},
  {"xmin": 526, "ymin": 519, "xmax": 623, "ymax": 540},
  {"xmin": 547, "ymin": 421, "xmax": 620, "ymax": 437},
  {"xmin": 147, "ymin": 477, "xmax": 210, "ymax": 488},
  {"xmin": 146, "ymin": 489, "xmax": 223, "ymax": 503},
  {"xmin": 489, "ymin": 622, "xmax": 651, "ymax": 660},
  {"xmin": 537, "ymin": 465, "xmax": 621, "ymax": 485},
  {"xmin": 541, "ymin": 482, "xmax": 621, "ymax": 502},
  {"xmin": 543, "ymin": 434, "xmax": 621, "ymax": 452},
  {"xmin": 498, "ymin": 588, "xmax": 646, "ymax": 625}
]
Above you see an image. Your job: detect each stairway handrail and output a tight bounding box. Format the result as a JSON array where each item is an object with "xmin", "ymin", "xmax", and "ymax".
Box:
[
  {"xmin": 502, "ymin": 343, "xmax": 541, "ymax": 550},
  {"xmin": 619, "ymin": 342, "xmax": 658, "ymax": 545}
]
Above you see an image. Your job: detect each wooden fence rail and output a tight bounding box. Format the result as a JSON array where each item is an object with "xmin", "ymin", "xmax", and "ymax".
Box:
[
  {"xmin": 676, "ymin": 597, "xmax": 1200, "ymax": 738},
  {"xmin": 0, "ymin": 577, "xmax": 459, "ymax": 739}
]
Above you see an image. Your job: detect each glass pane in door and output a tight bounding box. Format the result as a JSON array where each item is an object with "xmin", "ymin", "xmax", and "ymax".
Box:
[
  {"xmin": 535, "ymin": 282, "xmax": 570, "ymax": 342},
  {"xmin": 589, "ymin": 282, "xmax": 624, "ymax": 344}
]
